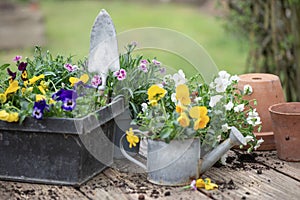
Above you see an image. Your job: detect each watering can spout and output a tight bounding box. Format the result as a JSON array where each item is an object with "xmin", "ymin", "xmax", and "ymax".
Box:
[{"xmin": 199, "ymin": 126, "xmax": 246, "ymax": 174}]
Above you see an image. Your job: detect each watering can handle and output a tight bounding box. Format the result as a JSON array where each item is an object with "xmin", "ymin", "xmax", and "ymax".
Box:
[{"xmin": 120, "ymin": 134, "xmax": 147, "ymax": 170}]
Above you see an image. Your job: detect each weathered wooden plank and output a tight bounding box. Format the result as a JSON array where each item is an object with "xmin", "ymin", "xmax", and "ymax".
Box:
[
  {"xmin": 0, "ymin": 180, "xmax": 88, "ymax": 200},
  {"xmin": 255, "ymin": 151, "xmax": 300, "ymax": 181},
  {"xmin": 102, "ymin": 165, "xmax": 211, "ymax": 200},
  {"xmin": 202, "ymin": 164, "xmax": 300, "ymax": 200}
]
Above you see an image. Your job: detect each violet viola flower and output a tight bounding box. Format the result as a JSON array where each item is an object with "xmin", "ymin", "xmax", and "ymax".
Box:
[
  {"xmin": 13, "ymin": 55, "xmax": 22, "ymax": 62},
  {"xmin": 52, "ymin": 89, "xmax": 78, "ymax": 111},
  {"xmin": 32, "ymin": 100, "xmax": 49, "ymax": 120},
  {"xmin": 91, "ymin": 75, "xmax": 102, "ymax": 88},
  {"xmin": 18, "ymin": 62, "xmax": 27, "ymax": 71},
  {"xmin": 64, "ymin": 63, "xmax": 78, "ymax": 72},
  {"xmin": 7, "ymin": 68, "xmax": 16, "ymax": 81},
  {"xmin": 114, "ymin": 69, "xmax": 127, "ymax": 81}
]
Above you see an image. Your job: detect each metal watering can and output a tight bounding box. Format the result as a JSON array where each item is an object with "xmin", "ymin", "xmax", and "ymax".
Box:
[{"xmin": 120, "ymin": 126, "xmax": 246, "ymax": 186}]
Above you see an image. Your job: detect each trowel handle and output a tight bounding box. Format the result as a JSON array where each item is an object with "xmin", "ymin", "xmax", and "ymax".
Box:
[{"xmin": 120, "ymin": 134, "xmax": 147, "ymax": 170}]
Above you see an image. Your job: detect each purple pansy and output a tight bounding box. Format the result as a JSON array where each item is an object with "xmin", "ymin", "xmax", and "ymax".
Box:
[
  {"xmin": 52, "ymin": 89, "xmax": 78, "ymax": 111},
  {"xmin": 7, "ymin": 68, "xmax": 16, "ymax": 81},
  {"xmin": 18, "ymin": 62, "xmax": 27, "ymax": 71},
  {"xmin": 64, "ymin": 63, "xmax": 78, "ymax": 72},
  {"xmin": 32, "ymin": 100, "xmax": 49, "ymax": 120},
  {"xmin": 91, "ymin": 75, "xmax": 102, "ymax": 88},
  {"xmin": 113, "ymin": 69, "xmax": 127, "ymax": 81},
  {"xmin": 13, "ymin": 55, "xmax": 22, "ymax": 62}
]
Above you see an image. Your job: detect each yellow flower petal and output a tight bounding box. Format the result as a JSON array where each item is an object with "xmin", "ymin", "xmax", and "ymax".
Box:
[
  {"xmin": 194, "ymin": 115, "xmax": 210, "ymax": 130},
  {"xmin": 5, "ymin": 80, "xmax": 19, "ymax": 94},
  {"xmin": 38, "ymin": 85, "xmax": 46, "ymax": 95},
  {"xmin": 7, "ymin": 112, "xmax": 19, "ymax": 122},
  {"xmin": 150, "ymin": 100, "xmax": 158, "ymax": 106},
  {"xmin": 49, "ymin": 98, "xmax": 56, "ymax": 105},
  {"xmin": 189, "ymin": 106, "xmax": 201, "ymax": 119},
  {"xmin": 80, "ymin": 74, "xmax": 89, "ymax": 83},
  {"xmin": 147, "ymin": 85, "xmax": 167, "ymax": 101},
  {"xmin": 36, "ymin": 94, "xmax": 46, "ymax": 102},
  {"xmin": 0, "ymin": 93, "xmax": 7, "ymax": 103},
  {"xmin": 177, "ymin": 112, "xmax": 190, "ymax": 127},
  {"xmin": 0, "ymin": 110, "xmax": 9, "ymax": 121},
  {"xmin": 29, "ymin": 74, "xmax": 44, "ymax": 85},
  {"xmin": 126, "ymin": 128, "xmax": 139, "ymax": 148},
  {"xmin": 204, "ymin": 178, "xmax": 218, "ymax": 190},
  {"xmin": 176, "ymin": 84, "xmax": 191, "ymax": 105},
  {"xmin": 176, "ymin": 105, "xmax": 186, "ymax": 113}
]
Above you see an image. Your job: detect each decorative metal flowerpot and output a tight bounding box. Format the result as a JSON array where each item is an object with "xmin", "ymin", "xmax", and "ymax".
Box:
[
  {"xmin": 121, "ymin": 138, "xmax": 201, "ymax": 186},
  {"xmin": 0, "ymin": 98, "xmax": 124, "ymax": 185},
  {"xmin": 238, "ymin": 73, "xmax": 285, "ymax": 150},
  {"xmin": 269, "ymin": 102, "xmax": 300, "ymax": 161}
]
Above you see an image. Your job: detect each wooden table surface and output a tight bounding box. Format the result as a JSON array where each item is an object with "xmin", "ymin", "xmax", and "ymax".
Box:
[{"xmin": 1, "ymin": 150, "xmax": 300, "ymax": 200}]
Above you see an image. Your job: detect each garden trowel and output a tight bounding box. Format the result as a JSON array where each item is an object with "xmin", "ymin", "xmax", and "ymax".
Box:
[{"xmin": 88, "ymin": 9, "xmax": 120, "ymax": 90}]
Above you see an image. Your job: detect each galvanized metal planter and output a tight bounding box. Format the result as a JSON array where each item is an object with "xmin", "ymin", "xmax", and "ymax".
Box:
[{"xmin": 0, "ymin": 98, "xmax": 124, "ymax": 186}]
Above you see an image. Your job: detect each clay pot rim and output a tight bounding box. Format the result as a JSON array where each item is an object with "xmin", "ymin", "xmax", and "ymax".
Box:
[{"xmin": 269, "ymin": 102, "xmax": 300, "ymax": 116}]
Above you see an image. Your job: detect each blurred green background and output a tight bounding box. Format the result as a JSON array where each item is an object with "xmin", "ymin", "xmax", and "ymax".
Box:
[{"xmin": 0, "ymin": 0, "xmax": 248, "ymax": 76}]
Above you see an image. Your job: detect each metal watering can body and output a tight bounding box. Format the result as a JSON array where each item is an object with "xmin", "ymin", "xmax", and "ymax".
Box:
[{"xmin": 120, "ymin": 126, "xmax": 246, "ymax": 186}]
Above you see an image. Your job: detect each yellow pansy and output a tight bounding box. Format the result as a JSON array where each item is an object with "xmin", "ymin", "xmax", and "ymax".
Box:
[
  {"xmin": 0, "ymin": 110, "xmax": 9, "ymax": 121},
  {"xmin": 21, "ymin": 70, "xmax": 28, "ymax": 80},
  {"xmin": 69, "ymin": 74, "xmax": 89, "ymax": 86},
  {"xmin": 126, "ymin": 128, "xmax": 139, "ymax": 148},
  {"xmin": 189, "ymin": 106, "xmax": 210, "ymax": 130},
  {"xmin": 176, "ymin": 104, "xmax": 186, "ymax": 113},
  {"xmin": 0, "ymin": 93, "xmax": 7, "ymax": 103},
  {"xmin": 196, "ymin": 178, "xmax": 218, "ymax": 190},
  {"xmin": 175, "ymin": 84, "xmax": 191, "ymax": 105},
  {"xmin": 5, "ymin": 80, "xmax": 19, "ymax": 94},
  {"xmin": 7, "ymin": 112, "xmax": 19, "ymax": 122},
  {"xmin": 36, "ymin": 94, "xmax": 46, "ymax": 102},
  {"xmin": 38, "ymin": 85, "xmax": 46, "ymax": 95},
  {"xmin": 29, "ymin": 74, "xmax": 45, "ymax": 85},
  {"xmin": 147, "ymin": 85, "xmax": 167, "ymax": 101},
  {"xmin": 177, "ymin": 112, "xmax": 190, "ymax": 127}
]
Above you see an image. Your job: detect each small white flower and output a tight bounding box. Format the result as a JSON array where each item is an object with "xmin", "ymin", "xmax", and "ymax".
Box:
[
  {"xmin": 172, "ymin": 69, "xmax": 186, "ymax": 86},
  {"xmin": 224, "ymin": 101, "xmax": 234, "ymax": 111},
  {"xmin": 234, "ymin": 104, "xmax": 245, "ymax": 112},
  {"xmin": 230, "ymin": 75, "xmax": 240, "ymax": 83},
  {"xmin": 243, "ymin": 84, "xmax": 253, "ymax": 95},
  {"xmin": 247, "ymin": 109, "xmax": 261, "ymax": 126},
  {"xmin": 214, "ymin": 77, "xmax": 230, "ymax": 93},
  {"xmin": 209, "ymin": 95, "xmax": 223, "ymax": 107},
  {"xmin": 171, "ymin": 93, "xmax": 177, "ymax": 103},
  {"xmin": 218, "ymin": 70, "xmax": 231, "ymax": 80},
  {"xmin": 194, "ymin": 96, "xmax": 202, "ymax": 103},
  {"xmin": 221, "ymin": 123, "xmax": 231, "ymax": 132},
  {"xmin": 245, "ymin": 135, "xmax": 254, "ymax": 143},
  {"xmin": 141, "ymin": 103, "xmax": 148, "ymax": 113},
  {"xmin": 254, "ymin": 138, "xmax": 264, "ymax": 150}
]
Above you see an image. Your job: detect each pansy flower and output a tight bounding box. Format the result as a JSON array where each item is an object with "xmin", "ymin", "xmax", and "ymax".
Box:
[
  {"xmin": 21, "ymin": 70, "xmax": 28, "ymax": 81},
  {"xmin": 175, "ymin": 84, "xmax": 191, "ymax": 105},
  {"xmin": 177, "ymin": 112, "xmax": 190, "ymax": 127},
  {"xmin": 32, "ymin": 100, "xmax": 49, "ymax": 120},
  {"xmin": 52, "ymin": 89, "xmax": 78, "ymax": 111},
  {"xmin": 189, "ymin": 106, "xmax": 210, "ymax": 130},
  {"xmin": 18, "ymin": 62, "xmax": 27, "ymax": 71},
  {"xmin": 7, "ymin": 68, "xmax": 16, "ymax": 82},
  {"xmin": 147, "ymin": 85, "xmax": 167, "ymax": 102},
  {"xmin": 69, "ymin": 74, "xmax": 89, "ymax": 87},
  {"xmin": 126, "ymin": 128, "xmax": 139, "ymax": 148}
]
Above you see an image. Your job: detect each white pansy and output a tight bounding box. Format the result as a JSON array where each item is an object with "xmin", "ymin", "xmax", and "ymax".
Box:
[
  {"xmin": 141, "ymin": 103, "xmax": 148, "ymax": 113},
  {"xmin": 254, "ymin": 138, "xmax": 264, "ymax": 150},
  {"xmin": 221, "ymin": 123, "xmax": 231, "ymax": 132},
  {"xmin": 224, "ymin": 101, "xmax": 234, "ymax": 111},
  {"xmin": 172, "ymin": 69, "xmax": 186, "ymax": 86},
  {"xmin": 230, "ymin": 75, "xmax": 240, "ymax": 83},
  {"xmin": 234, "ymin": 104, "xmax": 245, "ymax": 112},
  {"xmin": 209, "ymin": 95, "xmax": 223, "ymax": 107},
  {"xmin": 243, "ymin": 84, "xmax": 253, "ymax": 95},
  {"xmin": 171, "ymin": 93, "xmax": 177, "ymax": 103}
]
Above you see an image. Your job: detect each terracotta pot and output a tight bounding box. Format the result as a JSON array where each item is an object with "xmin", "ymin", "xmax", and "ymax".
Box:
[
  {"xmin": 238, "ymin": 73, "xmax": 285, "ymax": 150},
  {"xmin": 269, "ymin": 102, "xmax": 300, "ymax": 161}
]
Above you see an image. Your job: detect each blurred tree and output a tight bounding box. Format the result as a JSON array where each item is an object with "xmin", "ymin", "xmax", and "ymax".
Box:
[{"xmin": 224, "ymin": 0, "xmax": 300, "ymax": 101}]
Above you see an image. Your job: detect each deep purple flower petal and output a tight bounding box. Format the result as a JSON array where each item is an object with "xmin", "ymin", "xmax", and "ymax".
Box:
[
  {"xmin": 18, "ymin": 62, "xmax": 27, "ymax": 71},
  {"xmin": 62, "ymin": 98, "xmax": 76, "ymax": 111},
  {"xmin": 32, "ymin": 100, "xmax": 49, "ymax": 119},
  {"xmin": 7, "ymin": 68, "xmax": 16, "ymax": 80}
]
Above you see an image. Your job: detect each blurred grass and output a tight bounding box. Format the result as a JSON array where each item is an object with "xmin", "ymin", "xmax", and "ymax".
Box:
[{"xmin": 0, "ymin": 0, "xmax": 248, "ymax": 77}]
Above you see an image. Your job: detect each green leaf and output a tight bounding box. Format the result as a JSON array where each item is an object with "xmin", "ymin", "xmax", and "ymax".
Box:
[{"xmin": 0, "ymin": 64, "xmax": 10, "ymax": 70}]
